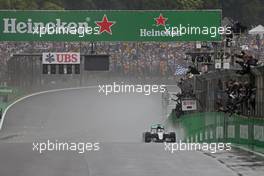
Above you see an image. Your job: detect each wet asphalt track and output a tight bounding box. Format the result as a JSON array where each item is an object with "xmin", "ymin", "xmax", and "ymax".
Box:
[{"xmin": 0, "ymin": 87, "xmax": 263, "ymax": 176}]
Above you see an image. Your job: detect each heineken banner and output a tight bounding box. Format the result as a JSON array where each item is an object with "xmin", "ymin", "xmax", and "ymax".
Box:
[{"xmin": 0, "ymin": 10, "xmax": 224, "ymax": 41}]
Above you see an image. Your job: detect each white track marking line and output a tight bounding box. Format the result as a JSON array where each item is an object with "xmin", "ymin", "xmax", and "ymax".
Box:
[
  {"xmin": 231, "ymin": 144, "xmax": 264, "ymax": 158},
  {"xmin": 0, "ymin": 86, "xmax": 97, "ymax": 131}
]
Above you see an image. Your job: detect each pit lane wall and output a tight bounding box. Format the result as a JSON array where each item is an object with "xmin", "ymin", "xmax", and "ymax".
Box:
[{"xmin": 169, "ymin": 112, "xmax": 264, "ymax": 153}]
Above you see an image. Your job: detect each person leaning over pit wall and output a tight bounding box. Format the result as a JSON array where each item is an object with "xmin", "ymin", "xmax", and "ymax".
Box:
[{"xmin": 234, "ymin": 51, "xmax": 258, "ymax": 75}]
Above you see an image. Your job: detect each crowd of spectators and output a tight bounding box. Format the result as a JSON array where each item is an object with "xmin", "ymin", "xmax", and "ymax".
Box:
[
  {"xmin": 97, "ymin": 42, "xmax": 191, "ymax": 77},
  {"xmin": 0, "ymin": 41, "xmax": 192, "ymax": 79},
  {"xmin": 0, "ymin": 42, "xmax": 32, "ymax": 85},
  {"xmin": 0, "ymin": 34, "xmax": 263, "ymax": 82}
]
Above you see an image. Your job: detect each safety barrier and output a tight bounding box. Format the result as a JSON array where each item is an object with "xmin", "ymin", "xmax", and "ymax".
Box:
[{"xmin": 169, "ymin": 112, "xmax": 264, "ymax": 153}]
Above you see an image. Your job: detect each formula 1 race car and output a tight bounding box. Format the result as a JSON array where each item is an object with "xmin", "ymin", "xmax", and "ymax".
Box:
[{"xmin": 143, "ymin": 124, "xmax": 176, "ymax": 143}]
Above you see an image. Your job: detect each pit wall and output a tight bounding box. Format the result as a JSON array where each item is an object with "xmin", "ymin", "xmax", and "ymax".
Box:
[{"xmin": 169, "ymin": 112, "xmax": 264, "ymax": 154}]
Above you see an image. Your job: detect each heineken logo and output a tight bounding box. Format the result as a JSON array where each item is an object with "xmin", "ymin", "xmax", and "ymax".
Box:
[
  {"xmin": 139, "ymin": 13, "xmax": 231, "ymax": 38},
  {"xmin": 155, "ymin": 14, "xmax": 168, "ymax": 26},
  {"xmin": 95, "ymin": 15, "xmax": 115, "ymax": 35},
  {"xmin": 0, "ymin": 10, "xmax": 223, "ymax": 41},
  {"xmin": 2, "ymin": 14, "xmax": 115, "ymax": 37}
]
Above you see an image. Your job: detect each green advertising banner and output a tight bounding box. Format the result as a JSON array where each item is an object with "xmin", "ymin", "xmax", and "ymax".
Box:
[
  {"xmin": 169, "ymin": 112, "xmax": 264, "ymax": 152},
  {"xmin": 0, "ymin": 10, "xmax": 223, "ymax": 41}
]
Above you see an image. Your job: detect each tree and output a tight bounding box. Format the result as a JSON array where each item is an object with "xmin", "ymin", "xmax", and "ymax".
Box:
[
  {"xmin": 222, "ymin": 0, "xmax": 264, "ymax": 26},
  {"xmin": 62, "ymin": 0, "xmax": 95, "ymax": 10},
  {"xmin": 40, "ymin": 1, "xmax": 64, "ymax": 10},
  {"xmin": 0, "ymin": 0, "xmax": 63, "ymax": 10},
  {"xmin": 0, "ymin": 0, "xmax": 263, "ymax": 26},
  {"xmin": 0, "ymin": 0, "xmax": 37, "ymax": 9}
]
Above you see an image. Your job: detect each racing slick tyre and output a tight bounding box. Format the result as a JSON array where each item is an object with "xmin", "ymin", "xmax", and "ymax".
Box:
[
  {"xmin": 163, "ymin": 133, "xmax": 170, "ymax": 141},
  {"xmin": 169, "ymin": 132, "xmax": 176, "ymax": 142},
  {"xmin": 144, "ymin": 132, "xmax": 152, "ymax": 143}
]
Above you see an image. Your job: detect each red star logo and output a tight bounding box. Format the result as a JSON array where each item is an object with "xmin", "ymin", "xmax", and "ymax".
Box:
[
  {"xmin": 95, "ymin": 15, "xmax": 115, "ymax": 35},
  {"xmin": 155, "ymin": 14, "xmax": 168, "ymax": 26}
]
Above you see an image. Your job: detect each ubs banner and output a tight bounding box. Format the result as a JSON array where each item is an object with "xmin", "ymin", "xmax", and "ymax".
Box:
[
  {"xmin": 42, "ymin": 52, "xmax": 80, "ymax": 64},
  {"xmin": 0, "ymin": 10, "xmax": 223, "ymax": 41}
]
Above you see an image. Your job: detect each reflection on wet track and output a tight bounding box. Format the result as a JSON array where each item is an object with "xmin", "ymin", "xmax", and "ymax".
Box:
[{"xmin": 0, "ymin": 87, "xmax": 262, "ymax": 176}]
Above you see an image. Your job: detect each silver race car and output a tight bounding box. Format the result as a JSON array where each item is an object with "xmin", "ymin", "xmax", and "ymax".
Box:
[{"xmin": 143, "ymin": 124, "xmax": 176, "ymax": 143}]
